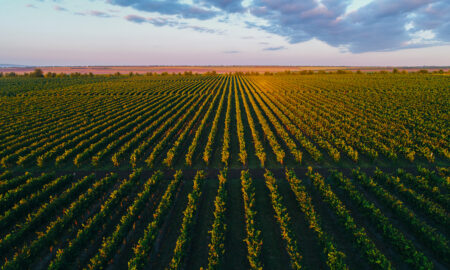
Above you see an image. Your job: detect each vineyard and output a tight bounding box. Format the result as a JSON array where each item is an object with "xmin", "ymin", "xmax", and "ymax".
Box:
[{"xmin": 0, "ymin": 73, "xmax": 448, "ymax": 269}]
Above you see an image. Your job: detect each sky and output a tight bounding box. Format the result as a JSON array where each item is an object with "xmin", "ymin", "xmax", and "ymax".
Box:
[{"xmin": 1, "ymin": 0, "xmax": 449, "ymax": 66}]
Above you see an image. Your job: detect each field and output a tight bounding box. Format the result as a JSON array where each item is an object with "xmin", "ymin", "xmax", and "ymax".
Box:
[{"xmin": 0, "ymin": 73, "xmax": 448, "ymax": 269}]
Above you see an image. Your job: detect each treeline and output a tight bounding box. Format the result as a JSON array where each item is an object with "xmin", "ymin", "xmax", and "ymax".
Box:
[
  {"xmin": 2, "ymin": 68, "xmax": 448, "ymax": 78},
  {"xmin": 0, "ymin": 69, "xmax": 95, "ymax": 78}
]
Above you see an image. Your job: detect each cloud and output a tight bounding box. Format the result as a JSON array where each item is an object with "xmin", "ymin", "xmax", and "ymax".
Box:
[
  {"xmin": 124, "ymin": 14, "xmax": 220, "ymax": 33},
  {"xmin": 107, "ymin": 0, "xmax": 217, "ymax": 20},
  {"xmin": 125, "ymin": 14, "xmax": 147, "ymax": 23},
  {"xmin": 248, "ymin": 0, "xmax": 450, "ymax": 53},
  {"xmin": 25, "ymin": 4, "xmax": 36, "ymax": 8},
  {"xmin": 197, "ymin": 0, "xmax": 245, "ymax": 13},
  {"xmin": 223, "ymin": 50, "xmax": 240, "ymax": 54},
  {"xmin": 107, "ymin": 0, "xmax": 450, "ymax": 53},
  {"xmin": 53, "ymin": 5, "xmax": 67, "ymax": 12},
  {"xmin": 74, "ymin": 10, "xmax": 115, "ymax": 18},
  {"xmin": 178, "ymin": 25, "xmax": 219, "ymax": 34},
  {"xmin": 125, "ymin": 15, "xmax": 178, "ymax": 27},
  {"xmin": 409, "ymin": 1, "xmax": 450, "ymax": 41},
  {"xmin": 87, "ymin": 10, "xmax": 113, "ymax": 18},
  {"xmin": 263, "ymin": 46, "xmax": 285, "ymax": 51}
]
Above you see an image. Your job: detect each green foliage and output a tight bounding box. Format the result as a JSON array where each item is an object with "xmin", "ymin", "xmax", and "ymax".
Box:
[
  {"xmin": 167, "ymin": 171, "xmax": 205, "ymax": 269},
  {"xmin": 0, "ymin": 73, "xmax": 448, "ymax": 269},
  {"xmin": 127, "ymin": 170, "xmax": 183, "ymax": 270},
  {"xmin": 307, "ymin": 169, "xmax": 392, "ymax": 269},
  {"xmin": 332, "ymin": 170, "xmax": 433, "ymax": 269},
  {"xmin": 241, "ymin": 170, "xmax": 263, "ymax": 269},
  {"xmin": 264, "ymin": 170, "xmax": 302, "ymax": 269},
  {"xmin": 29, "ymin": 68, "xmax": 44, "ymax": 78},
  {"xmin": 207, "ymin": 169, "xmax": 228, "ymax": 270},
  {"xmin": 286, "ymin": 169, "xmax": 347, "ymax": 270}
]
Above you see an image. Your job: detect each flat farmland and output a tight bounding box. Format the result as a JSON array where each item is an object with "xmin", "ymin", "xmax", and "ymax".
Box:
[
  {"xmin": 0, "ymin": 73, "xmax": 448, "ymax": 269},
  {"xmin": 2, "ymin": 65, "xmax": 448, "ymax": 75}
]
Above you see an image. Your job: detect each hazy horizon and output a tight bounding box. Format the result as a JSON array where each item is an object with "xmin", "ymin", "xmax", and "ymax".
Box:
[{"xmin": 3, "ymin": 64, "xmax": 450, "ymax": 68}]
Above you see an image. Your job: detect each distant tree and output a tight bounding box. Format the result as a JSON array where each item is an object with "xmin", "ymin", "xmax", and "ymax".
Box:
[
  {"xmin": 129, "ymin": 72, "xmax": 134, "ymax": 77},
  {"xmin": 184, "ymin": 71, "xmax": 193, "ymax": 76},
  {"xmin": 70, "ymin": 72, "xmax": 81, "ymax": 77},
  {"xmin": 0, "ymin": 72, "xmax": 3, "ymax": 77},
  {"xmin": 206, "ymin": 70, "xmax": 217, "ymax": 75},
  {"xmin": 6, "ymin": 72, "xmax": 16, "ymax": 77},
  {"xmin": 418, "ymin": 69, "xmax": 428, "ymax": 74},
  {"xmin": 89, "ymin": 72, "xmax": 94, "ymax": 77},
  {"xmin": 161, "ymin": 72, "xmax": 168, "ymax": 76},
  {"xmin": 307, "ymin": 70, "xmax": 314, "ymax": 75},
  {"xmin": 146, "ymin": 72, "xmax": 153, "ymax": 76},
  {"xmin": 438, "ymin": 69, "xmax": 444, "ymax": 74},
  {"xmin": 30, "ymin": 68, "xmax": 44, "ymax": 77},
  {"xmin": 336, "ymin": 70, "xmax": 347, "ymax": 74},
  {"xmin": 392, "ymin": 68, "xmax": 399, "ymax": 74},
  {"xmin": 45, "ymin": 72, "xmax": 56, "ymax": 78},
  {"xmin": 114, "ymin": 72, "xmax": 121, "ymax": 76},
  {"xmin": 318, "ymin": 70, "xmax": 326, "ymax": 74},
  {"xmin": 379, "ymin": 70, "xmax": 388, "ymax": 74},
  {"xmin": 264, "ymin": 71, "xmax": 273, "ymax": 75},
  {"xmin": 356, "ymin": 70, "xmax": 362, "ymax": 74},
  {"xmin": 203, "ymin": 70, "xmax": 217, "ymax": 75}
]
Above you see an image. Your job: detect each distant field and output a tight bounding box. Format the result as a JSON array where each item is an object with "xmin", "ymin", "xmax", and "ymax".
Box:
[
  {"xmin": 0, "ymin": 73, "xmax": 448, "ymax": 269},
  {"xmin": 1, "ymin": 65, "xmax": 448, "ymax": 75}
]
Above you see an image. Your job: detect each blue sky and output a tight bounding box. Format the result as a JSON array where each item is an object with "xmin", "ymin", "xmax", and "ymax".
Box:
[{"xmin": 1, "ymin": 0, "xmax": 449, "ymax": 66}]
